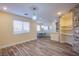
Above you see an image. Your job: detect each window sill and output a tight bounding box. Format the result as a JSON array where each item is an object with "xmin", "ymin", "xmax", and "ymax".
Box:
[{"xmin": 13, "ymin": 31, "xmax": 30, "ymax": 35}]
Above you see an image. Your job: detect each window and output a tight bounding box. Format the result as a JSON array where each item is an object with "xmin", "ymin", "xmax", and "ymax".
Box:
[
  {"xmin": 37, "ymin": 25, "xmax": 41, "ymax": 32},
  {"xmin": 41, "ymin": 25, "xmax": 49, "ymax": 31},
  {"xmin": 13, "ymin": 20, "xmax": 30, "ymax": 34}
]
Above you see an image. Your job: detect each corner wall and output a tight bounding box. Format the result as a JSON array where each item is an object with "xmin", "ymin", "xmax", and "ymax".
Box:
[
  {"xmin": 0, "ymin": 11, "xmax": 37, "ymax": 49},
  {"xmin": 50, "ymin": 21, "xmax": 59, "ymax": 42}
]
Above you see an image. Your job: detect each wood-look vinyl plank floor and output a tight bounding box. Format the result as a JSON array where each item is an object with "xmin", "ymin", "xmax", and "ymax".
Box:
[{"xmin": 0, "ymin": 38, "xmax": 79, "ymax": 56}]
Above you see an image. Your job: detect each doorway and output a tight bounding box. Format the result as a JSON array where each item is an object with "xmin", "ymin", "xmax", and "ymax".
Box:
[{"xmin": 37, "ymin": 24, "xmax": 51, "ymax": 39}]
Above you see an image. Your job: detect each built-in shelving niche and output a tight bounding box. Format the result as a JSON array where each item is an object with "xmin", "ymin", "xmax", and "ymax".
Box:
[
  {"xmin": 59, "ymin": 5, "xmax": 79, "ymax": 53},
  {"xmin": 60, "ymin": 11, "xmax": 73, "ymax": 44}
]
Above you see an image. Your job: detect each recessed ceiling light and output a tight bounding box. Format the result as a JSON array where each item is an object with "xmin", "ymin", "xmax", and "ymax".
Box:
[
  {"xmin": 57, "ymin": 12, "xmax": 62, "ymax": 16},
  {"xmin": 3, "ymin": 6, "xmax": 7, "ymax": 10},
  {"xmin": 32, "ymin": 15, "xmax": 37, "ymax": 20},
  {"xmin": 41, "ymin": 25, "xmax": 44, "ymax": 28}
]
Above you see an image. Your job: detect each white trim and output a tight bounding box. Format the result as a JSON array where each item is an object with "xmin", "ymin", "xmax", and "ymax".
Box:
[{"xmin": 0, "ymin": 39, "xmax": 35, "ymax": 49}]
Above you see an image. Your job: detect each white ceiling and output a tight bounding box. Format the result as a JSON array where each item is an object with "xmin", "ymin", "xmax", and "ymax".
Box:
[{"xmin": 0, "ymin": 3, "xmax": 78, "ymax": 25}]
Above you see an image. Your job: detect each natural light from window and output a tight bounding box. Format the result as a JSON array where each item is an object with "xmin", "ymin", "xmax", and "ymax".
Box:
[
  {"xmin": 37, "ymin": 25, "xmax": 41, "ymax": 32},
  {"xmin": 13, "ymin": 20, "xmax": 30, "ymax": 34}
]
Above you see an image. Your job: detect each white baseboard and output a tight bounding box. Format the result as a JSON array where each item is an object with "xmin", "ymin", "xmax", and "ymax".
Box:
[{"xmin": 0, "ymin": 39, "xmax": 35, "ymax": 49}]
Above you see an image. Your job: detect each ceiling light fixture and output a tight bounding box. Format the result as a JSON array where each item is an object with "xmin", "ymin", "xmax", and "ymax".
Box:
[
  {"xmin": 3, "ymin": 6, "xmax": 7, "ymax": 10},
  {"xmin": 57, "ymin": 12, "xmax": 62, "ymax": 16},
  {"xmin": 32, "ymin": 7, "xmax": 38, "ymax": 20},
  {"xmin": 32, "ymin": 15, "xmax": 37, "ymax": 20},
  {"xmin": 41, "ymin": 25, "xmax": 44, "ymax": 28}
]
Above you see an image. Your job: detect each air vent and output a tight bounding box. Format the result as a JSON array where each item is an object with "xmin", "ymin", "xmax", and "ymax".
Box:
[
  {"xmin": 30, "ymin": 6, "xmax": 39, "ymax": 11},
  {"xmin": 24, "ymin": 13, "xmax": 28, "ymax": 15}
]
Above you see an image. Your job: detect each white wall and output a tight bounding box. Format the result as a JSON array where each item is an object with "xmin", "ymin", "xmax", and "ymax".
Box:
[
  {"xmin": 50, "ymin": 21, "xmax": 59, "ymax": 42},
  {"xmin": 51, "ymin": 22, "xmax": 56, "ymax": 32}
]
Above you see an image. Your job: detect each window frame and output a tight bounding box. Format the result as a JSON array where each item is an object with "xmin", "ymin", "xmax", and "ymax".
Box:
[
  {"xmin": 37, "ymin": 25, "xmax": 41, "ymax": 32},
  {"xmin": 13, "ymin": 20, "xmax": 30, "ymax": 34}
]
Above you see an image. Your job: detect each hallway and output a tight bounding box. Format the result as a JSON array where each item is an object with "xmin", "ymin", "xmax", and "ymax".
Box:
[{"xmin": 0, "ymin": 38, "xmax": 79, "ymax": 56}]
